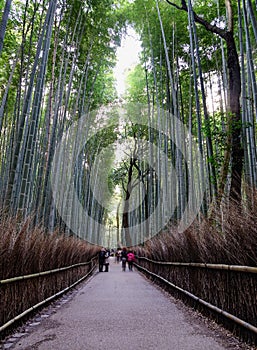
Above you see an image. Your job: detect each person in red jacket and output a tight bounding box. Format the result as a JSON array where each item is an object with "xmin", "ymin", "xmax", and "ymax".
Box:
[{"xmin": 127, "ymin": 250, "xmax": 135, "ymax": 271}]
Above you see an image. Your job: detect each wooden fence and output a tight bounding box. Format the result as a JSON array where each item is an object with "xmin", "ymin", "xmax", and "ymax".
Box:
[
  {"xmin": 0, "ymin": 256, "xmax": 97, "ymax": 335},
  {"xmin": 135, "ymin": 256, "xmax": 257, "ymax": 345}
]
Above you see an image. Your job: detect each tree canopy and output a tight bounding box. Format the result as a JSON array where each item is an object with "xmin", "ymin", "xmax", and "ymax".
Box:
[{"xmin": 0, "ymin": 0, "xmax": 257, "ymax": 246}]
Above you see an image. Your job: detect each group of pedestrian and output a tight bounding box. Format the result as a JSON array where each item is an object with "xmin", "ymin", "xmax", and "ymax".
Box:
[
  {"xmin": 120, "ymin": 247, "xmax": 136, "ymax": 271},
  {"xmin": 98, "ymin": 246, "xmax": 135, "ymax": 272}
]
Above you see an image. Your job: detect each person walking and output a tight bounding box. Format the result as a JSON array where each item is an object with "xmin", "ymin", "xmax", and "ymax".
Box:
[
  {"xmin": 115, "ymin": 249, "xmax": 121, "ymax": 263},
  {"xmin": 120, "ymin": 247, "xmax": 127, "ymax": 271},
  {"xmin": 98, "ymin": 247, "xmax": 106, "ymax": 272},
  {"xmin": 127, "ymin": 250, "xmax": 135, "ymax": 271}
]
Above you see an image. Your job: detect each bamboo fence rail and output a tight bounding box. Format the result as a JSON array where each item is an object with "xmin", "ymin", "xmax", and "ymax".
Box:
[
  {"xmin": 136, "ymin": 256, "xmax": 257, "ymax": 273},
  {"xmin": 134, "ymin": 263, "xmax": 257, "ymax": 334},
  {"xmin": 135, "ymin": 256, "xmax": 257, "ymax": 344},
  {"xmin": 0, "ymin": 256, "xmax": 98, "ymax": 335},
  {"xmin": 0, "ymin": 260, "xmax": 96, "ymax": 285}
]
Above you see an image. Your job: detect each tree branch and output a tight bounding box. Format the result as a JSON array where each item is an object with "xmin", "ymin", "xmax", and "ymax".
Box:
[
  {"xmin": 122, "ymin": 160, "xmax": 129, "ymax": 171},
  {"xmin": 121, "ymin": 179, "xmax": 127, "ymax": 193},
  {"xmin": 165, "ymin": 0, "xmax": 183, "ymax": 10},
  {"xmin": 165, "ymin": 0, "xmax": 227, "ymax": 40}
]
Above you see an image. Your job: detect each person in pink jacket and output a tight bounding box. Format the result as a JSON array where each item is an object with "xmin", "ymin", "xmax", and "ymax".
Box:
[{"xmin": 127, "ymin": 250, "xmax": 135, "ymax": 271}]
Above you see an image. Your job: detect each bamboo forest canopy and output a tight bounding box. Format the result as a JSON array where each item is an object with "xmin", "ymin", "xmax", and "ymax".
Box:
[{"xmin": 0, "ymin": 0, "xmax": 257, "ymax": 247}]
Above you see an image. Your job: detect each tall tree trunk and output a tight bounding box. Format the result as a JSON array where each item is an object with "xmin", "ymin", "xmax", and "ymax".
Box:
[
  {"xmin": 166, "ymin": 0, "xmax": 243, "ymax": 203},
  {"xmin": 225, "ymin": 31, "xmax": 243, "ymax": 201},
  {"xmin": 122, "ymin": 157, "xmax": 134, "ymax": 247}
]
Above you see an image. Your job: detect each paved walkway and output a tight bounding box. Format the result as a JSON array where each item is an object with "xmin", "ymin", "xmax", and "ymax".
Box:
[{"xmin": 3, "ymin": 258, "xmax": 242, "ymax": 350}]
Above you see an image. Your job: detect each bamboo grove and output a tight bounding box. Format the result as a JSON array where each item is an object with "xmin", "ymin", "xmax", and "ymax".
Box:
[
  {"xmin": 0, "ymin": 0, "xmax": 257, "ymax": 248},
  {"xmin": 0, "ymin": 0, "xmax": 125, "ymax": 239}
]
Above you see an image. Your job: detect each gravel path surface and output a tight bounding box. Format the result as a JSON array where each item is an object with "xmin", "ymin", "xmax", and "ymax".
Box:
[{"xmin": 1, "ymin": 258, "xmax": 255, "ymax": 350}]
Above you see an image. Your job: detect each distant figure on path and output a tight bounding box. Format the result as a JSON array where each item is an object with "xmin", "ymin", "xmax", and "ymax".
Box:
[
  {"xmin": 115, "ymin": 249, "xmax": 121, "ymax": 263},
  {"xmin": 121, "ymin": 247, "xmax": 127, "ymax": 271},
  {"xmin": 98, "ymin": 247, "xmax": 106, "ymax": 272},
  {"xmin": 127, "ymin": 250, "xmax": 135, "ymax": 271}
]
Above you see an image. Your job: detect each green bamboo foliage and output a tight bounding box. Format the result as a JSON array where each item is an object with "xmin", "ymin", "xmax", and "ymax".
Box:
[
  {"xmin": 238, "ymin": 0, "xmax": 256, "ymax": 194},
  {"xmin": 0, "ymin": 0, "xmax": 12, "ymax": 55},
  {"xmin": 125, "ymin": 0, "xmax": 257, "ymax": 233},
  {"xmin": 0, "ymin": 0, "xmax": 124, "ymax": 239},
  {"xmin": 0, "ymin": 0, "xmax": 257, "ymax": 247}
]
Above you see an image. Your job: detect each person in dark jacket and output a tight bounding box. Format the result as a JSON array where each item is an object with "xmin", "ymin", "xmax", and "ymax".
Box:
[
  {"xmin": 98, "ymin": 247, "xmax": 106, "ymax": 272},
  {"xmin": 120, "ymin": 247, "xmax": 127, "ymax": 271}
]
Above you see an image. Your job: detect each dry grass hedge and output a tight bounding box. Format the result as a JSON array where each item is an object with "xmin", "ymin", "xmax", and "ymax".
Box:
[
  {"xmin": 0, "ymin": 215, "xmax": 99, "ymax": 335},
  {"xmin": 135, "ymin": 199, "xmax": 257, "ymax": 344},
  {"xmin": 137, "ymin": 198, "xmax": 257, "ymax": 265}
]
